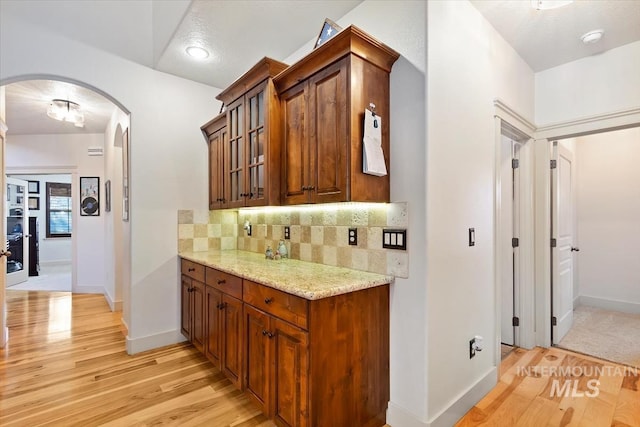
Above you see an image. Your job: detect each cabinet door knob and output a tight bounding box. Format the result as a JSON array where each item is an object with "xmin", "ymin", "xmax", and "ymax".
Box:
[
  {"xmin": 188, "ymin": 267, "xmax": 195, "ymax": 272},
  {"xmin": 218, "ymin": 303, "xmax": 226, "ymax": 310},
  {"xmin": 262, "ymin": 329, "xmax": 268, "ymax": 336},
  {"xmin": 308, "ymin": 186, "xmax": 315, "ymax": 190},
  {"xmin": 217, "ymin": 279, "xmax": 226, "ymax": 285},
  {"xmin": 301, "ymin": 186, "xmax": 308, "ymax": 191},
  {"xmin": 267, "ymin": 332, "xmax": 274, "ymax": 339},
  {"xmin": 264, "ymin": 298, "xmax": 273, "ymax": 304}
]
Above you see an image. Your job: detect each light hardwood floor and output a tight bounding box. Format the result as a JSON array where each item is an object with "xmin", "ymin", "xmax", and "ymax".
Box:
[
  {"xmin": 456, "ymin": 346, "xmax": 640, "ymax": 426},
  {"xmin": 0, "ymin": 291, "xmax": 274, "ymax": 426},
  {"xmin": 3, "ymin": 291, "xmax": 638, "ymax": 427}
]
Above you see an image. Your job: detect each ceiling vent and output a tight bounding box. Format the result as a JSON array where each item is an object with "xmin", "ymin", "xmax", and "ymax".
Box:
[{"xmin": 88, "ymin": 147, "xmax": 104, "ymax": 156}]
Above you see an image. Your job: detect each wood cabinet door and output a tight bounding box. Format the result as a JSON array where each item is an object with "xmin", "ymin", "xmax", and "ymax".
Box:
[
  {"xmin": 225, "ymin": 98, "xmax": 246, "ymax": 208},
  {"xmin": 244, "ymin": 304, "xmax": 271, "ymax": 415},
  {"xmin": 272, "ymin": 318, "xmax": 309, "ymax": 427},
  {"xmin": 204, "ymin": 286, "xmax": 222, "ymax": 367},
  {"xmin": 191, "ymin": 280, "xmax": 206, "ymax": 353},
  {"xmin": 221, "ymin": 294, "xmax": 243, "ymax": 388},
  {"xmin": 208, "ymin": 126, "xmax": 227, "ymax": 209},
  {"xmin": 280, "ymin": 81, "xmax": 311, "ymax": 205},
  {"xmin": 308, "ymin": 59, "xmax": 348, "ymax": 204},
  {"xmin": 180, "ymin": 276, "xmax": 192, "ymax": 339},
  {"xmin": 245, "ymin": 83, "xmax": 268, "ymax": 207}
]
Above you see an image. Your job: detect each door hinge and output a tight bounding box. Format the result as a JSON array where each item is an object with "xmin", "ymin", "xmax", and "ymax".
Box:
[
  {"xmin": 550, "ymin": 238, "xmax": 557, "ymax": 248},
  {"xmin": 512, "ymin": 237, "xmax": 519, "ymax": 248},
  {"xmin": 512, "ymin": 317, "xmax": 520, "ymax": 327},
  {"xmin": 551, "ymin": 316, "xmax": 557, "ymax": 326},
  {"xmin": 550, "ymin": 159, "xmax": 557, "ymax": 169},
  {"xmin": 512, "ymin": 159, "xmax": 519, "ymax": 169}
]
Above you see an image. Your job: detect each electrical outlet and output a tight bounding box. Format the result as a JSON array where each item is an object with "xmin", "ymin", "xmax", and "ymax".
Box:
[
  {"xmin": 348, "ymin": 228, "xmax": 358, "ymax": 246},
  {"xmin": 284, "ymin": 226, "xmax": 290, "ymax": 240}
]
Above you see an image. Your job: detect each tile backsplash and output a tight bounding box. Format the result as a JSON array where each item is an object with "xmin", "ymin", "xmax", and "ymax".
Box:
[{"xmin": 178, "ymin": 202, "xmax": 409, "ymax": 278}]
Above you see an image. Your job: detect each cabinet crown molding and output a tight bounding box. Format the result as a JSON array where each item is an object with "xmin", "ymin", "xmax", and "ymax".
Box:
[
  {"xmin": 216, "ymin": 57, "xmax": 288, "ymax": 105},
  {"xmin": 274, "ymin": 25, "xmax": 400, "ymax": 93}
]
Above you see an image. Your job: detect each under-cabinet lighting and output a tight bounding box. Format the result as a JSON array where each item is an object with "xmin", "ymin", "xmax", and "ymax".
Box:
[{"xmin": 238, "ymin": 202, "xmax": 389, "ymax": 216}]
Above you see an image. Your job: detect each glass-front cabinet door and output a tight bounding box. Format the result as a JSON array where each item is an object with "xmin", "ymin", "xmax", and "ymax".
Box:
[
  {"xmin": 247, "ymin": 86, "xmax": 265, "ymax": 204},
  {"xmin": 6, "ymin": 177, "xmax": 29, "ymax": 286},
  {"xmin": 226, "ymin": 100, "xmax": 244, "ymax": 208}
]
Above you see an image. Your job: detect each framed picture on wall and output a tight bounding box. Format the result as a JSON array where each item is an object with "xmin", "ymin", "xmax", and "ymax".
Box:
[
  {"xmin": 28, "ymin": 180, "xmax": 40, "ymax": 194},
  {"xmin": 80, "ymin": 176, "xmax": 100, "ymax": 216},
  {"xmin": 28, "ymin": 197, "xmax": 40, "ymax": 210}
]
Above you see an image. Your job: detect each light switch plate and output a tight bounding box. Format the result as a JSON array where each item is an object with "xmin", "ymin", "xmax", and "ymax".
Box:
[{"xmin": 382, "ymin": 229, "xmax": 407, "ymax": 250}]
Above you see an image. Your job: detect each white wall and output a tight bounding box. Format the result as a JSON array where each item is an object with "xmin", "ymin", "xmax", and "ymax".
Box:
[
  {"xmin": 536, "ymin": 41, "xmax": 640, "ymax": 125},
  {"xmin": 575, "ymin": 127, "xmax": 640, "ymax": 311},
  {"xmin": 427, "ymin": 1, "xmax": 534, "ymax": 424},
  {"xmin": 6, "ymin": 134, "xmax": 105, "ymax": 292},
  {"xmin": 0, "ymin": 6, "xmax": 221, "ymax": 351},
  {"xmin": 283, "ymin": 1, "xmax": 429, "ymax": 424},
  {"xmin": 7, "ymin": 173, "xmax": 72, "ymax": 264},
  {"xmin": 103, "ymin": 109, "xmax": 129, "ymax": 312}
]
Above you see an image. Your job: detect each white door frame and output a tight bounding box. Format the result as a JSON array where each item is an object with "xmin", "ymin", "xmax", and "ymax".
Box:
[
  {"xmin": 0, "ymin": 118, "xmax": 7, "ymax": 348},
  {"xmin": 494, "ymin": 100, "xmax": 536, "ymax": 365},
  {"xmin": 533, "ymin": 107, "xmax": 640, "ymax": 347}
]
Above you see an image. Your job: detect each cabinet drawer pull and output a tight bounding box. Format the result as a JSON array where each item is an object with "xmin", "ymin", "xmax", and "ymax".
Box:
[
  {"xmin": 188, "ymin": 267, "xmax": 195, "ymax": 272},
  {"xmin": 262, "ymin": 330, "xmax": 274, "ymax": 338},
  {"xmin": 217, "ymin": 303, "xmax": 226, "ymax": 310},
  {"xmin": 264, "ymin": 298, "xmax": 273, "ymax": 304},
  {"xmin": 217, "ymin": 279, "xmax": 226, "ymax": 285},
  {"xmin": 308, "ymin": 186, "xmax": 315, "ymax": 190},
  {"xmin": 301, "ymin": 186, "xmax": 308, "ymax": 191}
]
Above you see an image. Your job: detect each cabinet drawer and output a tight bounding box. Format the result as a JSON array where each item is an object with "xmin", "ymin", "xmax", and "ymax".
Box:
[
  {"xmin": 243, "ymin": 280, "xmax": 308, "ymax": 330},
  {"xmin": 206, "ymin": 268, "xmax": 242, "ymax": 299},
  {"xmin": 181, "ymin": 259, "xmax": 205, "ymax": 282}
]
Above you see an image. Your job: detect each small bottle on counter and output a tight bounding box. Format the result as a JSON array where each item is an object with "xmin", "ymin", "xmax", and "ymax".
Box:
[
  {"xmin": 278, "ymin": 240, "xmax": 288, "ymax": 259},
  {"xmin": 265, "ymin": 246, "xmax": 274, "ymax": 259}
]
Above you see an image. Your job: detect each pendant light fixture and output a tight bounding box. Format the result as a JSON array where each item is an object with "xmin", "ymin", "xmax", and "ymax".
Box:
[{"xmin": 46, "ymin": 99, "xmax": 85, "ymax": 128}]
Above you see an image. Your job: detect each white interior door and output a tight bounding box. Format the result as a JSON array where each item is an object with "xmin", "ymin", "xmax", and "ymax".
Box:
[
  {"xmin": 551, "ymin": 142, "xmax": 574, "ymax": 344},
  {"xmin": 6, "ymin": 177, "xmax": 29, "ymax": 286},
  {"xmin": 500, "ymin": 136, "xmax": 521, "ymax": 346}
]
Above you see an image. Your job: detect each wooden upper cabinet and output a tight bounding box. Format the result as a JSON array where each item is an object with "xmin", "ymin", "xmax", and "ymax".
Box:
[
  {"xmin": 202, "ymin": 114, "xmax": 227, "ymax": 210},
  {"xmin": 216, "ymin": 57, "xmax": 288, "ymax": 208},
  {"xmin": 274, "ymin": 25, "xmax": 400, "ymax": 205}
]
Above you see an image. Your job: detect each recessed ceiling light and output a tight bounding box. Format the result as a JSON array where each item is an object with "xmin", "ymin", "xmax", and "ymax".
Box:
[
  {"xmin": 581, "ymin": 29, "xmax": 604, "ymax": 45},
  {"xmin": 531, "ymin": 0, "xmax": 573, "ymax": 10},
  {"xmin": 186, "ymin": 46, "xmax": 209, "ymax": 60}
]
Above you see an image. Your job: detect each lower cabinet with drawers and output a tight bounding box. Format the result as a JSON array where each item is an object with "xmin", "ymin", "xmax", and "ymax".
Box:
[{"xmin": 180, "ymin": 258, "xmax": 390, "ymax": 427}]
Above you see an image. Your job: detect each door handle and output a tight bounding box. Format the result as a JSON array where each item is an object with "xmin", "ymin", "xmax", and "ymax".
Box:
[
  {"xmin": 1, "ymin": 250, "xmax": 12, "ymax": 258},
  {"xmin": 571, "ymin": 247, "xmax": 580, "ymax": 252}
]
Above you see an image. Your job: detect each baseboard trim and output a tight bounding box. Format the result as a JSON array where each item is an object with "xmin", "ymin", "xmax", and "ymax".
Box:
[
  {"xmin": 72, "ymin": 285, "xmax": 104, "ymax": 294},
  {"xmin": 573, "ymin": 296, "xmax": 580, "ymax": 310},
  {"xmin": 126, "ymin": 329, "xmax": 187, "ymax": 355},
  {"xmin": 104, "ymin": 290, "xmax": 123, "ymax": 312},
  {"xmin": 387, "ymin": 402, "xmax": 428, "ymax": 427},
  {"xmin": 578, "ymin": 295, "xmax": 640, "ymax": 314},
  {"xmin": 427, "ymin": 367, "xmax": 498, "ymax": 427}
]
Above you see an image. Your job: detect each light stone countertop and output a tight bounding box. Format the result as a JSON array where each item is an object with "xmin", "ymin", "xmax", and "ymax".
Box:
[{"xmin": 179, "ymin": 250, "xmax": 394, "ymax": 300}]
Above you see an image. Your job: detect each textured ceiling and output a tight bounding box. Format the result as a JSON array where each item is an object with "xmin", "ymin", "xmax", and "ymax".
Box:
[
  {"xmin": 470, "ymin": 0, "xmax": 640, "ymax": 72},
  {"xmin": 2, "ymin": 0, "xmax": 639, "ymax": 136},
  {"xmin": 5, "ymin": 80, "xmax": 117, "ymax": 135}
]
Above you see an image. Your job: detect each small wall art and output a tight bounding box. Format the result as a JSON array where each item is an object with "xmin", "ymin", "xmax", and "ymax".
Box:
[{"xmin": 80, "ymin": 176, "xmax": 100, "ymax": 216}]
